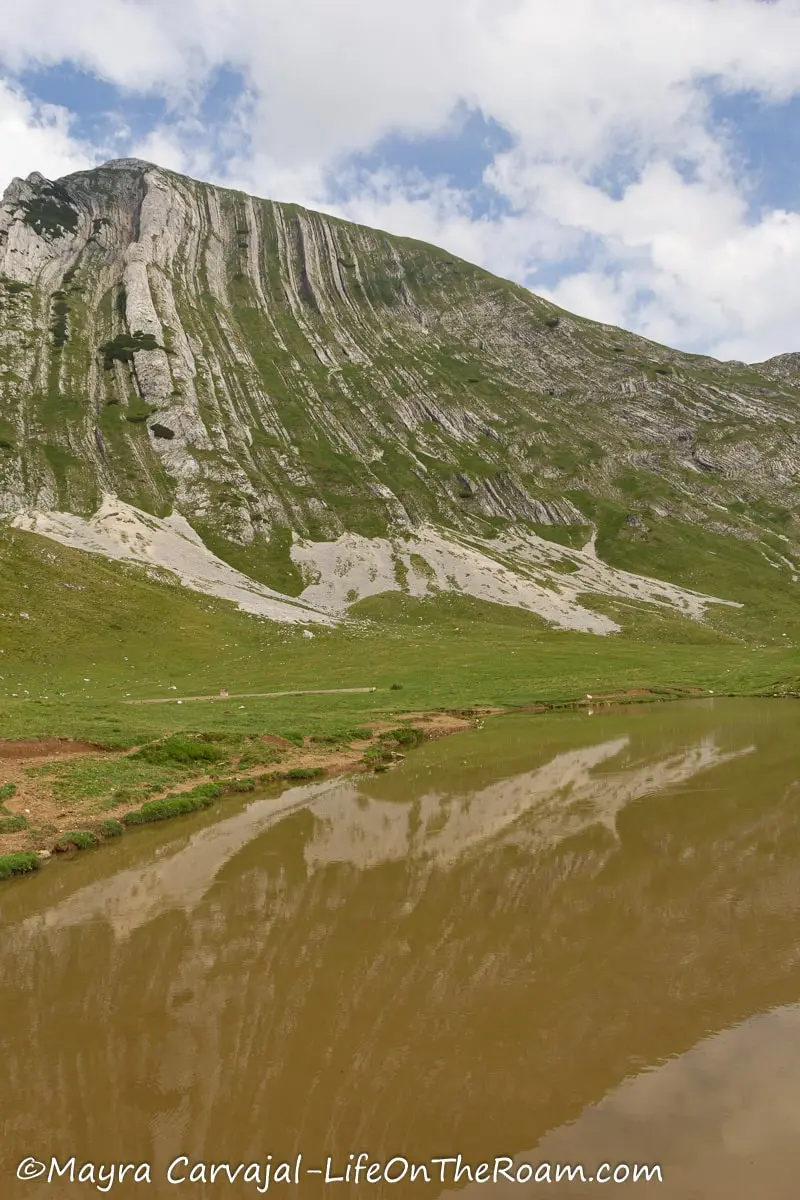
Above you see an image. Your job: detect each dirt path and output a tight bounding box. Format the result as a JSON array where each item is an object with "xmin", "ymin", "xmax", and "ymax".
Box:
[{"xmin": 124, "ymin": 687, "xmax": 379, "ymax": 705}]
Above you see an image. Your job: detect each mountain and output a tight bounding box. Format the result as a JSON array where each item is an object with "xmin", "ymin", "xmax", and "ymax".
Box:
[{"xmin": 0, "ymin": 159, "xmax": 798, "ymax": 641}]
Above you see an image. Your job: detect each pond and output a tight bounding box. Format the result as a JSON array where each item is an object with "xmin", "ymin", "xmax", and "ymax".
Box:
[{"xmin": 1, "ymin": 699, "xmax": 799, "ymax": 1197}]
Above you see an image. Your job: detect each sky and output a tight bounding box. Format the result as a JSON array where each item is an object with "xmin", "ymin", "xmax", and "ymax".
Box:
[{"xmin": 1, "ymin": 0, "xmax": 800, "ymax": 362}]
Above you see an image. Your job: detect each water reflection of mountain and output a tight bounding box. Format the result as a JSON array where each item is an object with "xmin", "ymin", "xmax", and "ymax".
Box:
[
  {"xmin": 2, "ymin": 702, "xmax": 800, "ymax": 1199},
  {"xmin": 15, "ymin": 731, "xmax": 751, "ymax": 940}
]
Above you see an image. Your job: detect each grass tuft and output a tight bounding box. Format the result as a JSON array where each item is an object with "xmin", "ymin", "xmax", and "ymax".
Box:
[
  {"xmin": 55, "ymin": 830, "xmax": 100, "ymax": 852},
  {"xmin": 216, "ymin": 777, "xmax": 257, "ymax": 793},
  {"xmin": 122, "ymin": 783, "xmax": 224, "ymax": 826},
  {"xmin": 236, "ymin": 743, "xmax": 284, "ymax": 769},
  {"xmin": 0, "ymin": 851, "xmax": 41, "ymax": 879},
  {"xmin": 379, "ymin": 725, "xmax": 427, "ymax": 747},
  {"xmin": 364, "ymin": 725, "xmax": 428, "ymax": 771},
  {"xmin": 131, "ymin": 734, "xmax": 231, "ymax": 767},
  {"xmin": 285, "ymin": 767, "xmax": 326, "ymax": 781},
  {"xmin": 0, "ymin": 814, "xmax": 28, "ymax": 833}
]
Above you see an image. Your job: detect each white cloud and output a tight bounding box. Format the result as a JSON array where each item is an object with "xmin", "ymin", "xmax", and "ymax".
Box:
[
  {"xmin": 0, "ymin": 0, "xmax": 184, "ymax": 92},
  {"xmin": 129, "ymin": 124, "xmax": 214, "ymax": 181},
  {"xmin": 0, "ymin": 80, "xmax": 98, "ymax": 189},
  {"xmin": 313, "ymin": 168, "xmax": 582, "ymax": 286},
  {"xmin": 8, "ymin": 0, "xmax": 800, "ymax": 169},
  {"xmin": 529, "ymin": 159, "xmax": 800, "ymax": 360},
  {"xmin": 3, "ymin": 0, "xmax": 800, "ymax": 357}
]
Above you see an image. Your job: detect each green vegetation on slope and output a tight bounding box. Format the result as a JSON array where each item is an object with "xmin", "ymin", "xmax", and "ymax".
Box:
[
  {"xmin": 99, "ymin": 330, "xmax": 160, "ymax": 370},
  {"xmin": 20, "ymin": 182, "xmax": 78, "ymax": 239},
  {"xmin": 0, "ymin": 528, "xmax": 797, "ymax": 755},
  {"xmin": 590, "ymin": 507, "xmax": 800, "ymax": 645},
  {"xmin": 3, "ymin": 160, "xmax": 798, "ymax": 587}
]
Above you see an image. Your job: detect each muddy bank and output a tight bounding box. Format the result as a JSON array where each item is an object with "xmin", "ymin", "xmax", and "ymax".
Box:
[
  {"xmin": 0, "ymin": 710, "xmax": 486, "ymax": 869},
  {"xmin": 0, "ymin": 738, "xmax": 107, "ymax": 760}
]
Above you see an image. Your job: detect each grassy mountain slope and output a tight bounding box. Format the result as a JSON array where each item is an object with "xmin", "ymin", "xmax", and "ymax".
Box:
[{"xmin": 0, "ymin": 159, "xmax": 796, "ymax": 632}]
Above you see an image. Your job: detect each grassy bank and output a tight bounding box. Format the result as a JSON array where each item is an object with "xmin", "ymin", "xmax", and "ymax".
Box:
[{"xmin": 0, "ymin": 716, "xmax": 476, "ymax": 869}]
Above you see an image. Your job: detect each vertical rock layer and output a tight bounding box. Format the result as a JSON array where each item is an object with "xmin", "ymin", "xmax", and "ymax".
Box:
[{"xmin": 0, "ymin": 158, "xmax": 797, "ymax": 619}]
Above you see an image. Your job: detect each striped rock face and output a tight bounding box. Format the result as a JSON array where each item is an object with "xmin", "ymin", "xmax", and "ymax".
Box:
[{"xmin": 0, "ymin": 159, "xmax": 797, "ymax": 630}]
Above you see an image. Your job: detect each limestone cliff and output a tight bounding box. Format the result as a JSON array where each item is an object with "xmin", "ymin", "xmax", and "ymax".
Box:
[{"xmin": 0, "ymin": 159, "xmax": 797, "ymax": 628}]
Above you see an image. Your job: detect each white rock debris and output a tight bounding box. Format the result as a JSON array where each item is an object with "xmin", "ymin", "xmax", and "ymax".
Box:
[
  {"xmin": 12, "ymin": 495, "xmax": 334, "ymax": 625},
  {"xmin": 290, "ymin": 525, "xmax": 738, "ymax": 633},
  {"xmin": 9, "ymin": 493, "xmax": 739, "ymax": 634}
]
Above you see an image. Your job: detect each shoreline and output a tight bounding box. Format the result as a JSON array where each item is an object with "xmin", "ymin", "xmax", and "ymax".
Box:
[
  {"xmin": 0, "ymin": 709, "xmax": 488, "ymax": 877},
  {"xmin": 1, "ymin": 688, "xmax": 795, "ymax": 882}
]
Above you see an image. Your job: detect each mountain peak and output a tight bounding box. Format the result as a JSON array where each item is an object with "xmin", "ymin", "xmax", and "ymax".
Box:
[
  {"xmin": 0, "ymin": 158, "xmax": 798, "ymax": 633},
  {"xmin": 79, "ymin": 157, "xmax": 163, "ymax": 176}
]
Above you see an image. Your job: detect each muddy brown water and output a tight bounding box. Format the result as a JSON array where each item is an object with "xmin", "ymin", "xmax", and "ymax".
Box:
[{"xmin": 1, "ymin": 698, "xmax": 799, "ymax": 1198}]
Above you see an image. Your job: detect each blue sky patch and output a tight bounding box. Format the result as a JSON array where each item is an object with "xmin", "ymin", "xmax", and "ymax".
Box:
[
  {"xmin": 707, "ymin": 87, "xmax": 800, "ymax": 216},
  {"xmin": 14, "ymin": 61, "xmax": 251, "ymax": 175},
  {"xmin": 17, "ymin": 62, "xmax": 167, "ymax": 149},
  {"xmin": 329, "ymin": 104, "xmax": 516, "ymax": 219}
]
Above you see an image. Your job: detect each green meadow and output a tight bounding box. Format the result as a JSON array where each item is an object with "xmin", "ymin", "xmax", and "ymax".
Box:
[{"xmin": 1, "ymin": 524, "xmax": 797, "ymax": 749}]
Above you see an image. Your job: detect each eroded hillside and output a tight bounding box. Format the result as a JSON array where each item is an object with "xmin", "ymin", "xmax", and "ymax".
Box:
[{"xmin": 0, "ymin": 159, "xmax": 797, "ymax": 633}]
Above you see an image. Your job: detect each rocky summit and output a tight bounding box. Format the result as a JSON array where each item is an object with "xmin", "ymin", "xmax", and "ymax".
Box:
[{"xmin": 0, "ymin": 159, "xmax": 798, "ymax": 637}]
